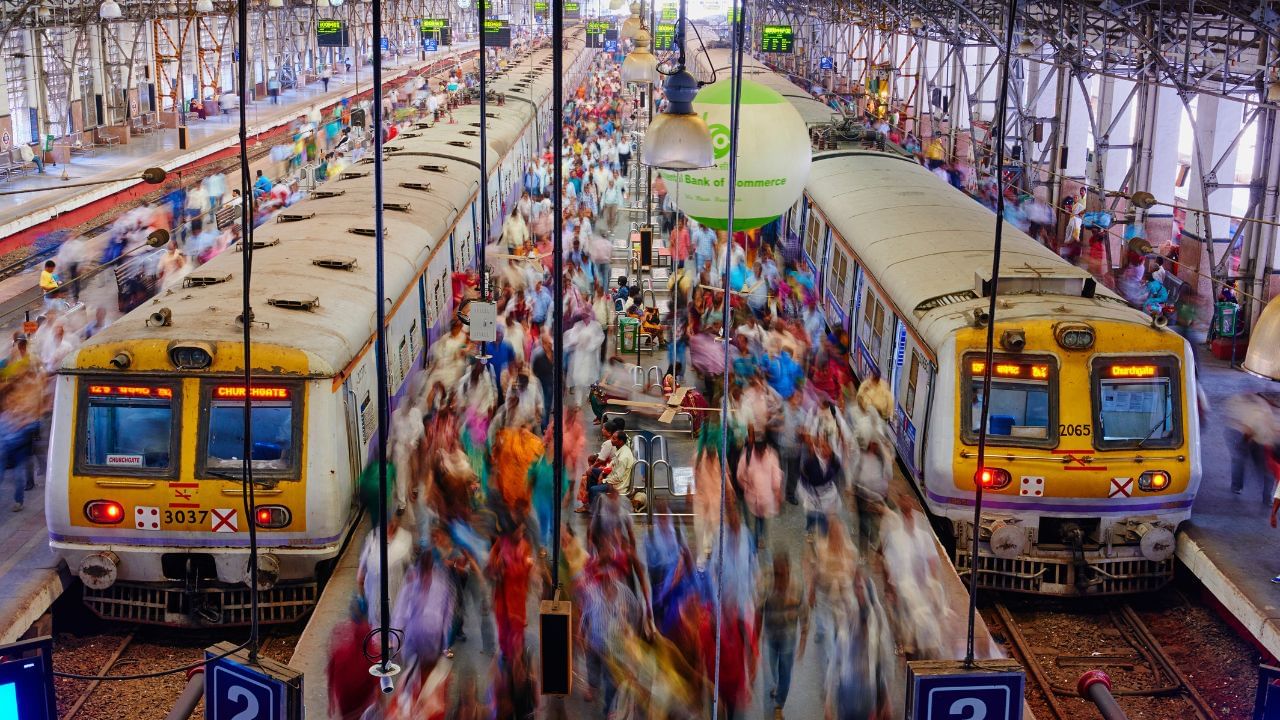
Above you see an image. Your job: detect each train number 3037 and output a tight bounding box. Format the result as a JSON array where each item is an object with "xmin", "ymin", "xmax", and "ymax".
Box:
[
  {"xmin": 165, "ymin": 509, "xmax": 209, "ymax": 525},
  {"xmin": 1059, "ymin": 423, "xmax": 1091, "ymax": 437}
]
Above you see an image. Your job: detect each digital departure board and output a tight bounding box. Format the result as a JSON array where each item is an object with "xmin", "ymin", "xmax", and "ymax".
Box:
[
  {"xmin": 534, "ymin": 0, "xmax": 548, "ymax": 13},
  {"xmin": 760, "ymin": 24, "xmax": 794, "ymax": 52},
  {"xmin": 564, "ymin": 1, "xmax": 581, "ymax": 18},
  {"xmin": 316, "ymin": 19, "xmax": 349, "ymax": 48},
  {"xmin": 420, "ymin": 18, "xmax": 452, "ymax": 45},
  {"xmin": 727, "ymin": 6, "xmax": 742, "ymax": 22},
  {"xmin": 654, "ymin": 22, "xmax": 676, "ymax": 50},
  {"xmin": 483, "ymin": 18, "xmax": 511, "ymax": 47},
  {"xmin": 660, "ymin": 3, "xmax": 676, "ymax": 19},
  {"xmin": 586, "ymin": 20, "xmax": 611, "ymax": 47}
]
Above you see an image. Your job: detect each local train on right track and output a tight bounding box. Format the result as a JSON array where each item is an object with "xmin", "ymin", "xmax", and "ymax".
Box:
[{"xmin": 721, "ymin": 51, "xmax": 1202, "ymax": 595}]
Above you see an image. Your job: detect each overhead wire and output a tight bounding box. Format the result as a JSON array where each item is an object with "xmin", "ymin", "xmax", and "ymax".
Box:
[
  {"xmin": 711, "ymin": 0, "xmax": 747, "ymax": 715},
  {"xmin": 965, "ymin": 0, "xmax": 1018, "ymax": 668}
]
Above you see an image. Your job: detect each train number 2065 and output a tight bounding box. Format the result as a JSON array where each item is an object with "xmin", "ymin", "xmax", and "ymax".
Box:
[
  {"xmin": 165, "ymin": 510, "xmax": 209, "ymax": 525},
  {"xmin": 1059, "ymin": 423, "xmax": 1091, "ymax": 436}
]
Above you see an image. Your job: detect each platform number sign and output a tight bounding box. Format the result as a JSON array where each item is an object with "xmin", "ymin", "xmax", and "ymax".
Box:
[
  {"xmin": 760, "ymin": 24, "xmax": 794, "ymax": 53},
  {"xmin": 205, "ymin": 643, "xmax": 302, "ymax": 720},
  {"xmin": 907, "ymin": 661, "xmax": 1024, "ymax": 720}
]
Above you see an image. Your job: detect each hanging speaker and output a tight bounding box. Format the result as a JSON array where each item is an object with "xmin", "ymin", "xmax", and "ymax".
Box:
[
  {"xmin": 1033, "ymin": 120, "xmax": 1044, "ymax": 143},
  {"xmin": 1175, "ymin": 162, "xmax": 1190, "ymax": 188}
]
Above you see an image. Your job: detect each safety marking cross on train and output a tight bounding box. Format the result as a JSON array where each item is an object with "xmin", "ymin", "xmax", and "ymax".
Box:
[
  {"xmin": 211, "ymin": 509, "xmax": 239, "ymax": 533},
  {"xmin": 1110, "ymin": 478, "xmax": 1134, "ymax": 498}
]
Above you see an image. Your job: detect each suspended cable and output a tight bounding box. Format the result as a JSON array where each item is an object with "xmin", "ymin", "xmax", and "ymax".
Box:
[
  {"xmin": 549, "ymin": 0, "xmax": 566, "ymax": 585},
  {"xmin": 368, "ymin": 0, "xmax": 402, "ymax": 684},
  {"xmin": 965, "ymin": 0, "xmax": 1019, "ymax": 668},
  {"xmin": 711, "ymin": 0, "xmax": 747, "ymax": 714}
]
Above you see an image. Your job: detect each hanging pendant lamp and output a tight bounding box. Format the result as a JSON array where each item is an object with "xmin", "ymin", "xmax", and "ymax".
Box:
[{"xmin": 621, "ymin": 27, "xmax": 659, "ymax": 84}]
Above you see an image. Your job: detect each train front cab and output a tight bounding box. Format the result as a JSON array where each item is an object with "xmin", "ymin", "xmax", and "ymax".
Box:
[
  {"xmin": 47, "ymin": 363, "xmax": 353, "ymax": 626},
  {"xmin": 931, "ymin": 323, "xmax": 1201, "ymax": 596}
]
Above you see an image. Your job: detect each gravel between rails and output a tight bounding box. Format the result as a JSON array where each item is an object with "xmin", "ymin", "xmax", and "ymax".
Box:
[
  {"xmin": 52, "ymin": 620, "xmax": 303, "ymax": 720},
  {"xmin": 983, "ymin": 586, "xmax": 1257, "ymax": 720}
]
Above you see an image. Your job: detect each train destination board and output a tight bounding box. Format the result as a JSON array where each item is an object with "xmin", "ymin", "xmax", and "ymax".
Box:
[{"xmin": 316, "ymin": 19, "xmax": 349, "ymax": 47}]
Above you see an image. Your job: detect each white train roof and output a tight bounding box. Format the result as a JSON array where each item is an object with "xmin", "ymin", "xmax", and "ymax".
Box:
[
  {"xmin": 71, "ymin": 31, "xmax": 586, "ymax": 377},
  {"xmin": 696, "ymin": 49, "xmax": 838, "ymax": 127},
  {"xmin": 806, "ymin": 151, "xmax": 1153, "ymax": 350}
]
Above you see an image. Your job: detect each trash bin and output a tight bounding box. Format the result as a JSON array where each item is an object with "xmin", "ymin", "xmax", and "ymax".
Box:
[
  {"xmin": 1214, "ymin": 302, "xmax": 1240, "ymax": 337},
  {"xmin": 618, "ymin": 317, "xmax": 639, "ymax": 353}
]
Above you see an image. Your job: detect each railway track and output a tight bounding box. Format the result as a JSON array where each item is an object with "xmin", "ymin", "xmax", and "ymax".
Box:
[{"xmin": 988, "ymin": 598, "xmax": 1221, "ymax": 720}]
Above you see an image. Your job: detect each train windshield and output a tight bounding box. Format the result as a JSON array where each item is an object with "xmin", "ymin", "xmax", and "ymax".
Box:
[
  {"xmin": 81, "ymin": 383, "xmax": 176, "ymax": 473},
  {"xmin": 963, "ymin": 357, "xmax": 1056, "ymax": 446},
  {"xmin": 1092, "ymin": 358, "xmax": 1181, "ymax": 449},
  {"xmin": 202, "ymin": 385, "xmax": 297, "ymax": 474}
]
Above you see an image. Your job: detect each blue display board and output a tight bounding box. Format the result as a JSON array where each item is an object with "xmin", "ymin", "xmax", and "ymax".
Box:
[{"xmin": 820, "ymin": 56, "xmax": 834, "ymax": 70}]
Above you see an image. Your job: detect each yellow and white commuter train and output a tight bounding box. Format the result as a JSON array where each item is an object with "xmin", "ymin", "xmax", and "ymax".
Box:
[
  {"xmin": 44, "ymin": 32, "xmax": 589, "ymax": 625},
  {"xmin": 713, "ymin": 50, "xmax": 1202, "ymax": 595}
]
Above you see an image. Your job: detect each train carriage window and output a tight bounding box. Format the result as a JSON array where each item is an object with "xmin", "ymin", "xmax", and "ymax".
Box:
[
  {"xmin": 961, "ymin": 355, "xmax": 1058, "ymax": 447},
  {"xmin": 870, "ymin": 301, "xmax": 886, "ymax": 357},
  {"xmin": 830, "ymin": 250, "xmax": 849, "ymax": 306},
  {"xmin": 1090, "ymin": 357, "xmax": 1181, "ymax": 449},
  {"xmin": 199, "ymin": 384, "xmax": 300, "ymax": 477},
  {"xmin": 79, "ymin": 383, "xmax": 179, "ymax": 475},
  {"xmin": 905, "ymin": 351, "xmax": 921, "ymax": 417},
  {"xmin": 804, "ymin": 210, "xmax": 824, "ymax": 263}
]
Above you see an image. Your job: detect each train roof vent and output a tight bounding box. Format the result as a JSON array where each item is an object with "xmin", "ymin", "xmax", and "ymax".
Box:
[
  {"xmin": 419, "ymin": 163, "xmax": 448, "ymax": 173},
  {"xmin": 975, "ymin": 267, "xmax": 1096, "ymax": 298},
  {"xmin": 414, "ymin": 122, "xmax": 433, "ymax": 130},
  {"xmin": 184, "ymin": 272, "xmax": 232, "ymax": 288},
  {"xmin": 399, "ymin": 182, "xmax": 431, "ymax": 192},
  {"xmin": 384, "ymin": 202, "xmax": 412, "ymax": 212},
  {"xmin": 340, "ymin": 171, "xmax": 369, "ymax": 180},
  {"xmin": 401, "ymin": 132, "xmax": 422, "ymax": 139},
  {"xmin": 276, "ymin": 212, "xmax": 314, "ymax": 223},
  {"xmin": 312, "ymin": 189, "xmax": 346, "ymax": 199},
  {"xmin": 348, "ymin": 227, "xmax": 381, "ymax": 237},
  {"xmin": 236, "ymin": 237, "xmax": 280, "ymax": 251},
  {"xmin": 447, "ymin": 140, "xmax": 473, "ymax": 148},
  {"xmin": 312, "ymin": 255, "xmax": 357, "ymax": 270},
  {"xmin": 267, "ymin": 293, "xmax": 319, "ymax": 311},
  {"xmin": 460, "ymin": 130, "xmax": 480, "ymax": 137},
  {"xmin": 485, "ymin": 112, "xmax": 500, "ymax": 119},
  {"xmin": 914, "ymin": 291, "xmax": 978, "ymax": 317}
]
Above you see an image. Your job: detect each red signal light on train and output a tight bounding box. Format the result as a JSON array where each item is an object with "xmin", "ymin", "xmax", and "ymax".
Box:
[
  {"xmin": 214, "ymin": 386, "xmax": 291, "ymax": 400},
  {"xmin": 975, "ymin": 467, "xmax": 1012, "ymax": 490},
  {"xmin": 85, "ymin": 500, "xmax": 125, "ymax": 524},
  {"xmin": 254, "ymin": 505, "xmax": 293, "ymax": 529}
]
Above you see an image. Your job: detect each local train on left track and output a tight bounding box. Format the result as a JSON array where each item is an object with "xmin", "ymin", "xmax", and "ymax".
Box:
[
  {"xmin": 693, "ymin": 50, "xmax": 1202, "ymax": 596},
  {"xmin": 44, "ymin": 33, "xmax": 589, "ymax": 625}
]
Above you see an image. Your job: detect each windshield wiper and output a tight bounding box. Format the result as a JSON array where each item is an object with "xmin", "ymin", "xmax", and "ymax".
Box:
[
  {"xmin": 207, "ymin": 469, "xmax": 275, "ymax": 488},
  {"xmin": 1135, "ymin": 406, "xmax": 1174, "ymax": 450}
]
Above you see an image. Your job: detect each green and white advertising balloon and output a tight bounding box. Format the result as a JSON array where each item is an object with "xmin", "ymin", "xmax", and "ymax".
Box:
[{"xmin": 664, "ymin": 78, "xmax": 812, "ymax": 231}]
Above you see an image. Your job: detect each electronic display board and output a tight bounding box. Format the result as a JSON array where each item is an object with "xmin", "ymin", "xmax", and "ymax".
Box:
[
  {"xmin": 654, "ymin": 22, "xmax": 675, "ymax": 50},
  {"xmin": 760, "ymin": 24, "xmax": 794, "ymax": 52},
  {"xmin": 483, "ymin": 18, "xmax": 511, "ymax": 47},
  {"xmin": 316, "ymin": 19, "xmax": 349, "ymax": 48}
]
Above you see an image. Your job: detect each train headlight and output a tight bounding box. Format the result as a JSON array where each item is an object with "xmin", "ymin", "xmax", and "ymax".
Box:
[
  {"xmin": 254, "ymin": 505, "xmax": 293, "ymax": 529},
  {"xmin": 167, "ymin": 341, "xmax": 215, "ymax": 370},
  {"xmin": 1054, "ymin": 323, "xmax": 1095, "ymax": 350},
  {"xmin": 976, "ymin": 467, "xmax": 1012, "ymax": 490},
  {"xmin": 84, "ymin": 500, "xmax": 125, "ymax": 524},
  {"xmin": 1138, "ymin": 470, "xmax": 1171, "ymax": 492}
]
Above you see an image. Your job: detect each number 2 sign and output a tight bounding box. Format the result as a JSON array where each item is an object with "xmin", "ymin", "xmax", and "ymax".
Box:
[
  {"xmin": 205, "ymin": 642, "xmax": 303, "ymax": 720},
  {"xmin": 907, "ymin": 660, "xmax": 1025, "ymax": 720}
]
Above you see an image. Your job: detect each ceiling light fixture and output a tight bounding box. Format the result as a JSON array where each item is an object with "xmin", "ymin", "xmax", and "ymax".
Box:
[
  {"xmin": 621, "ymin": 2, "xmax": 643, "ymax": 40},
  {"xmin": 621, "ymin": 27, "xmax": 660, "ymax": 84},
  {"xmin": 641, "ymin": 0, "xmax": 714, "ymax": 170},
  {"xmin": 99, "ymin": 0, "xmax": 122, "ymax": 19}
]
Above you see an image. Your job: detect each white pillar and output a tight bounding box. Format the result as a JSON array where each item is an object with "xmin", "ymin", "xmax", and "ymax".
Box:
[
  {"xmin": 1146, "ymin": 85, "xmax": 1182, "ymax": 210},
  {"xmin": 1062, "ymin": 73, "xmax": 1090, "ymax": 178},
  {"xmin": 1186, "ymin": 94, "xmax": 1243, "ymax": 241}
]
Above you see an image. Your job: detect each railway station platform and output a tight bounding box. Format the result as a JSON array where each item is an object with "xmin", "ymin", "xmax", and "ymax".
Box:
[
  {"xmin": 1177, "ymin": 347, "xmax": 1280, "ymax": 662},
  {"xmin": 0, "ymin": 44, "xmax": 478, "ymax": 254}
]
